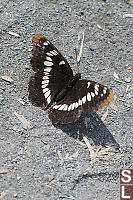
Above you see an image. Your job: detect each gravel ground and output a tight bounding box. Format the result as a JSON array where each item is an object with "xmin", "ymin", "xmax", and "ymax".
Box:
[{"xmin": 0, "ymin": 0, "xmax": 133, "ymax": 200}]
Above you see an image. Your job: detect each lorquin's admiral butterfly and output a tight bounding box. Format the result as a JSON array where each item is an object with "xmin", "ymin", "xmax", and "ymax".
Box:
[{"xmin": 28, "ymin": 34, "xmax": 114, "ymax": 124}]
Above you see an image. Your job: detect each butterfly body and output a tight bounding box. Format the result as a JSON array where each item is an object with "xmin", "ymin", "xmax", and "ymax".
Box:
[
  {"xmin": 28, "ymin": 34, "xmax": 114, "ymax": 124},
  {"xmin": 55, "ymin": 73, "xmax": 81, "ymax": 102}
]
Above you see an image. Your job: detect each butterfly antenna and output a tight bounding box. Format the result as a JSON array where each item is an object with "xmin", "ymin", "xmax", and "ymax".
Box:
[{"xmin": 75, "ymin": 31, "xmax": 85, "ymax": 73}]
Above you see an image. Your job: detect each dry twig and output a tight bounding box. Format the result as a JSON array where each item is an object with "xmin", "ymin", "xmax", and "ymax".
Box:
[
  {"xmin": 101, "ymin": 108, "xmax": 109, "ymax": 122},
  {"xmin": 76, "ymin": 32, "xmax": 85, "ymax": 63},
  {"xmin": 14, "ymin": 112, "xmax": 32, "ymax": 129},
  {"xmin": 0, "ymin": 169, "xmax": 9, "ymax": 174},
  {"xmin": 1, "ymin": 76, "xmax": 14, "ymax": 83}
]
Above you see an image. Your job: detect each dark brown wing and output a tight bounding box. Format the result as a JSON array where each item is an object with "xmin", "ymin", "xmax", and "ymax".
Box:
[
  {"xmin": 28, "ymin": 34, "xmax": 73, "ymax": 108},
  {"xmin": 48, "ymin": 80, "xmax": 114, "ymax": 124}
]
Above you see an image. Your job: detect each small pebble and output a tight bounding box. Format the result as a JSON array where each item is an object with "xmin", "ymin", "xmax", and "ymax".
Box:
[
  {"xmin": 0, "ymin": 96, "xmax": 4, "ymax": 104},
  {"xmin": 13, "ymin": 193, "xmax": 18, "ymax": 198},
  {"xmin": 89, "ymin": 45, "xmax": 96, "ymax": 51}
]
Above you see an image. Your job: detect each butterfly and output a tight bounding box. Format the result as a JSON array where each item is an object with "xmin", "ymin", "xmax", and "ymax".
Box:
[{"xmin": 28, "ymin": 34, "xmax": 114, "ymax": 124}]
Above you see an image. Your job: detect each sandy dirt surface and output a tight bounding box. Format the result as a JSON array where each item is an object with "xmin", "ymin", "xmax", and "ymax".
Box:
[{"xmin": 0, "ymin": 0, "xmax": 133, "ymax": 199}]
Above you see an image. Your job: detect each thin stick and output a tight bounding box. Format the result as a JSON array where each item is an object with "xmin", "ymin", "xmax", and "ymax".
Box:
[{"xmin": 77, "ymin": 32, "xmax": 85, "ymax": 64}]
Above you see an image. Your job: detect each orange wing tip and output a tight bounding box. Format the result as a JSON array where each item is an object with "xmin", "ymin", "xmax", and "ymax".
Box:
[
  {"xmin": 32, "ymin": 33, "xmax": 44, "ymax": 48},
  {"xmin": 104, "ymin": 90, "xmax": 114, "ymax": 105},
  {"xmin": 97, "ymin": 90, "xmax": 114, "ymax": 110}
]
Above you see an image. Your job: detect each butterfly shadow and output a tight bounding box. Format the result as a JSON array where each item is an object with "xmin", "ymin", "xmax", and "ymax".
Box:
[{"xmin": 54, "ymin": 112, "xmax": 120, "ymax": 150}]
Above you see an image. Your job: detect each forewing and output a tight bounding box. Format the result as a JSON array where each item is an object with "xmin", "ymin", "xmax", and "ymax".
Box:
[
  {"xmin": 28, "ymin": 34, "xmax": 73, "ymax": 108},
  {"xmin": 48, "ymin": 80, "xmax": 114, "ymax": 124}
]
